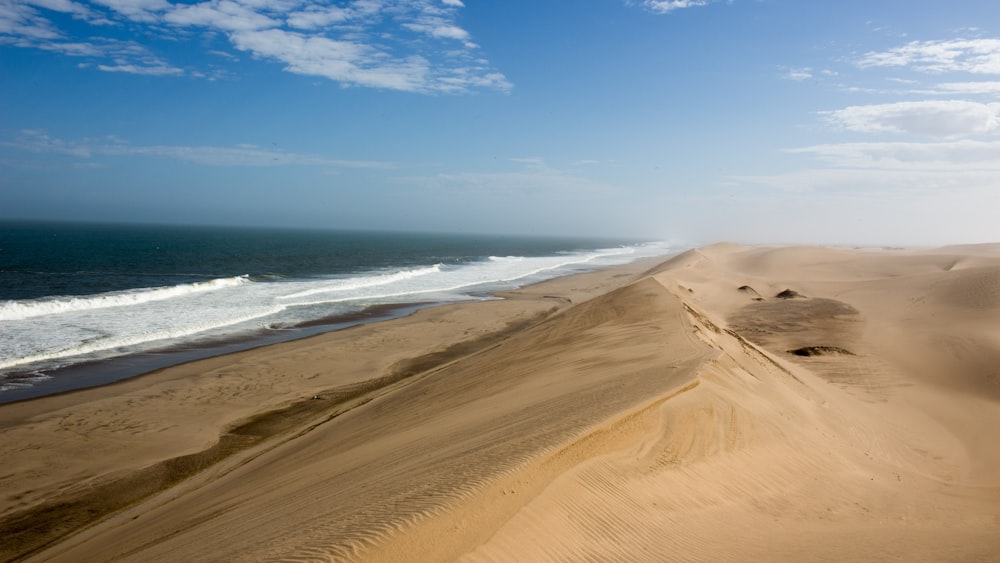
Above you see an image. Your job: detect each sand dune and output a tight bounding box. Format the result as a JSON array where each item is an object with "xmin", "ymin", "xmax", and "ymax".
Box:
[
  {"xmin": 466, "ymin": 244, "xmax": 1000, "ymax": 561},
  {"xmin": 3, "ymin": 245, "xmax": 999, "ymax": 561}
]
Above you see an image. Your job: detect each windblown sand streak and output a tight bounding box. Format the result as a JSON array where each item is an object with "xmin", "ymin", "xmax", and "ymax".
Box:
[{"xmin": 3, "ymin": 245, "xmax": 999, "ymax": 561}]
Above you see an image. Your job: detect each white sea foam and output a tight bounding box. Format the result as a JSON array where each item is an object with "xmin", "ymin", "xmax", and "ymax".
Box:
[
  {"xmin": 488, "ymin": 255, "xmax": 523, "ymax": 262},
  {"xmin": 0, "ymin": 275, "xmax": 249, "ymax": 321},
  {"xmin": 0, "ymin": 304, "xmax": 283, "ymax": 372},
  {"xmin": 279, "ymin": 265, "xmax": 442, "ymax": 300}
]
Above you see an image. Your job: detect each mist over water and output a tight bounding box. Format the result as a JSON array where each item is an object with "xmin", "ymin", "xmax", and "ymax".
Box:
[{"xmin": 0, "ymin": 222, "xmax": 675, "ymax": 395}]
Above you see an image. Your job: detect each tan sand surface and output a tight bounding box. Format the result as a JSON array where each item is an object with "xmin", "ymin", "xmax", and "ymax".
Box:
[{"xmin": 3, "ymin": 245, "xmax": 999, "ymax": 561}]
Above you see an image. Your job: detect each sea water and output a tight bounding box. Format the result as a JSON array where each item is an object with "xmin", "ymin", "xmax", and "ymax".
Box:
[{"xmin": 0, "ymin": 221, "xmax": 675, "ymax": 401}]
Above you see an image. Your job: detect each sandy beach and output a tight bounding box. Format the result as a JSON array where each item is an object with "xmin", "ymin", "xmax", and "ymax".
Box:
[{"xmin": 2, "ymin": 244, "xmax": 999, "ymax": 561}]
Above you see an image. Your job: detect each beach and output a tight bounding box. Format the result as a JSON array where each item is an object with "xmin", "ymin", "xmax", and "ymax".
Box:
[{"xmin": 2, "ymin": 244, "xmax": 999, "ymax": 561}]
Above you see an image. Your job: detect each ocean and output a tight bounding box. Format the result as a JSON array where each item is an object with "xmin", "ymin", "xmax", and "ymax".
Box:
[{"xmin": 0, "ymin": 221, "xmax": 675, "ymax": 402}]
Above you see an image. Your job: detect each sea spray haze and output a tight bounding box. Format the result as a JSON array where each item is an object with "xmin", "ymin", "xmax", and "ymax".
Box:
[{"xmin": 0, "ymin": 221, "xmax": 674, "ymax": 399}]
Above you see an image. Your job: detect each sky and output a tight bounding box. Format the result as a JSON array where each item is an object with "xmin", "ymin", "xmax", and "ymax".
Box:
[{"xmin": 2, "ymin": 0, "xmax": 1000, "ymax": 245}]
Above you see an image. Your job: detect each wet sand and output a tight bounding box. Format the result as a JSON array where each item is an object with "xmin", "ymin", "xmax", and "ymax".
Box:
[
  {"xmin": 2, "ymin": 245, "xmax": 999, "ymax": 561},
  {"xmin": 0, "ymin": 302, "xmax": 432, "ymax": 405}
]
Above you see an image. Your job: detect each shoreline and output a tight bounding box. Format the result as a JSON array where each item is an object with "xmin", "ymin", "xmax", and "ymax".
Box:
[
  {"xmin": 3, "ymin": 246, "xmax": 999, "ymax": 562},
  {"xmin": 2, "ymin": 222, "xmax": 669, "ymax": 405},
  {"xmin": 1, "ymin": 257, "xmax": 666, "ymax": 406},
  {"xmin": 0, "ymin": 301, "xmax": 435, "ymax": 405}
]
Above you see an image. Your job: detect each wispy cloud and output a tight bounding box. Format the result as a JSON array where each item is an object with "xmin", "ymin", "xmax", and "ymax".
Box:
[
  {"xmin": 164, "ymin": 0, "xmax": 279, "ymax": 32},
  {"xmin": 286, "ymin": 5, "xmax": 352, "ymax": 30},
  {"xmin": 89, "ymin": 0, "xmax": 171, "ymax": 23},
  {"xmin": 787, "ymin": 140, "xmax": 1000, "ymax": 170},
  {"xmin": 731, "ymin": 168, "xmax": 1000, "ymax": 205},
  {"xmin": 2, "ymin": 129, "xmax": 393, "ymax": 169},
  {"xmin": 858, "ymin": 38, "xmax": 1000, "ymax": 74},
  {"xmin": 823, "ymin": 100, "xmax": 1000, "ymax": 138},
  {"xmin": 26, "ymin": 0, "xmax": 114, "ymax": 25},
  {"xmin": 1, "ymin": 1, "xmax": 66, "ymax": 40},
  {"xmin": 639, "ymin": 0, "xmax": 710, "ymax": 14},
  {"xmin": 0, "ymin": 0, "xmax": 510, "ymax": 93},
  {"xmin": 928, "ymin": 81, "xmax": 1000, "ymax": 95},
  {"xmin": 784, "ymin": 67, "xmax": 813, "ymax": 81},
  {"xmin": 229, "ymin": 28, "xmax": 432, "ymax": 92},
  {"xmin": 736, "ymin": 125, "xmax": 1000, "ymax": 201},
  {"xmin": 398, "ymin": 158, "xmax": 616, "ymax": 197},
  {"xmin": 96, "ymin": 62, "xmax": 183, "ymax": 75},
  {"xmin": 509, "ymin": 157, "xmax": 546, "ymax": 166}
]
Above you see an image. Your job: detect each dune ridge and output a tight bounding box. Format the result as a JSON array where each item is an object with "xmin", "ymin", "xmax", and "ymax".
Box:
[
  {"xmin": 464, "ymin": 244, "xmax": 1000, "ymax": 562},
  {"xmin": 3, "ymin": 245, "xmax": 999, "ymax": 561}
]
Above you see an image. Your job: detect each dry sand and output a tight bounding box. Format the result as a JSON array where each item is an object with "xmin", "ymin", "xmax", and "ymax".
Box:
[{"xmin": 2, "ymin": 245, "xmax": 999, "ymax": 561}]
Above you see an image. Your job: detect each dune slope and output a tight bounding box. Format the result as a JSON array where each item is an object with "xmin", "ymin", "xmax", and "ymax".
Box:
[
  {"xmin": 464, "ymin": 244, "xmax": 1000, "ymax": 561},
  {"xmin": 31, "ymin": 274, "xmax": 713, "ymax": 561}
]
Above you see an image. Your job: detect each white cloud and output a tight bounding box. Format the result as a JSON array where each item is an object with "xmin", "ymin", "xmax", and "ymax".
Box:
[
  {"xmin": 0, "ymin": 1, "xmax": 169, "ymax": 73},
  {"xmin": 823, "ymin": 100, "xmax": 1000, "ymax": 138},
  {"xmin": 2, "ymin": 129, "xmax": 393, "ymax": 169},
  {"xmin": 641, "ymin": 0, "xmax": 710, "ymax": 14},
  {"xmin": 89, "ymin": 0, "xmax": 170, "ymax": 23},
  {"xmin": 230, "ymin": 28, "xmax": 431, "ymax": 91},
  {"xmin": 236, "ymin": 0, "xmax": 300, "ymax": 11},
  {"xmin": 286, "ymin": 5, "xmax": 351, "ymax": 30},
  {"xmin": 1, "ymin": 0, "xmax": 510, "ymax": 94},
  {"xmin": 934, "ymin": 81, "xmax": 1000, "ymax": 95},
  {"xmin": 164, "ymin": 1, "xmax": 278, "ymax": 31},
  {"xmin": 0, "ymin": 1, "xmax": 63, "ymax": 40},
  {"xmin": 785, "ymin": 67, "xmax": 812, "ymax": 81},
  {"xmin": 432, "ymin": 67, "xmax": 511, "ymax": 94},
  {"xmin": 404, "ymin": 20, "xmax": 470, "ymax": 41},
  {"xmin": 2, "ymin": 24, "xmax": 186, "ymax": 75},
  {"xmin": 858, "ymin": 38, "xmax": 1000, "ymax": 74},
  {"xmin": 209, "ymin": 49, "xmax": 238, "ymax": 60},
  {"xmin": 26, "ymin": 0, "xmax": 114, "ymax": 25},
  {"xmin": 97, "ymin": 62, "xmax": 183, "ymax": 75},
  {"xmin": 46, "ymin": 41, "xmax": 103, "ymax": 56}
]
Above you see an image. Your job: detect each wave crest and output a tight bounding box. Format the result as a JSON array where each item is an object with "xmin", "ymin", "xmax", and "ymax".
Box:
[
  {"xmin": 0, "ymin": 275, "xmax": 250, "ymax": 321},
  {"xmin": 279, "ymin": 265, "xmax": 442, "ymax": 300}
]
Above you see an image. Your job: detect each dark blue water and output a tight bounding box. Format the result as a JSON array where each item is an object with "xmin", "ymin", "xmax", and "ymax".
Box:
[{"xmin": 0, "ymin": 221, "xmax": 643, "ymax": 300}]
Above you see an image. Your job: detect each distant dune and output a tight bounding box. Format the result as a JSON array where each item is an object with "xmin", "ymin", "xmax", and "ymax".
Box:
[{"xmin": 2, "ymin": 245, "xmax": 999, "ymax": 561}]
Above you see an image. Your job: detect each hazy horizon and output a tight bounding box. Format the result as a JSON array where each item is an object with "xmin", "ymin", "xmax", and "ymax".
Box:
[{"xmin": 3, "ymin": 0, "xmax": 1000, "ymax": 246}]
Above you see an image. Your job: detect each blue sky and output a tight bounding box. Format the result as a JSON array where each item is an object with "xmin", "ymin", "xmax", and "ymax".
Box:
[{"xmin": 2, "ymin": 0, "xmax": 999, "ymax": 245}]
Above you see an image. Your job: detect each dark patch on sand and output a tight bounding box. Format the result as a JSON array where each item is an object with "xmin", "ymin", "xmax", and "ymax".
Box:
[
  {"xmin": 788, "ymin": 346, "xmax": 856, "ymax": 357},
  {"xmin": 775, "ymin": 289, "xmax": 804, "ymax": 299},
  {"xmin": 727, "ymin": 297, "xmax": 861, "ymax": 356}
]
